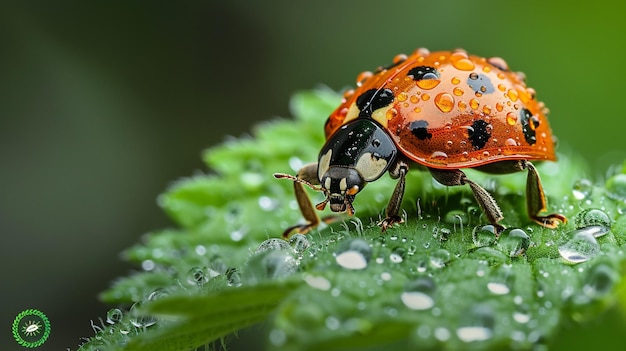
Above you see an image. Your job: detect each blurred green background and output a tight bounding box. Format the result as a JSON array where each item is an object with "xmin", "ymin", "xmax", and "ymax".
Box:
[{"xmin": 0, "ymin": 1, "xmax": 624, "ymax": 349}]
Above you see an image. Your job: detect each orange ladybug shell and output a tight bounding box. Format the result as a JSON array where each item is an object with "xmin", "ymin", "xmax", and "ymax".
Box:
[{"xmin": 324, "ymin": 48, "xmax": 557, "ymax": 169}]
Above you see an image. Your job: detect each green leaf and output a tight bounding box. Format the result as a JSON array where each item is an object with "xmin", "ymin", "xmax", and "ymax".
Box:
[{"xmin": 80, "ymin": 89, "xmax": 626, "ymax": 351}]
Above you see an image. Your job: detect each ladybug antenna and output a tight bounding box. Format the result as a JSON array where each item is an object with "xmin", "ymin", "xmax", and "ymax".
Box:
[{"xmin": 273, "ymin": 173, "xmax": 324, "ymax": 192}]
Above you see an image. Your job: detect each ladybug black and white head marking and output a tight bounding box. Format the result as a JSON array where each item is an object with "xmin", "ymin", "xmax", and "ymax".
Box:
[{"xmin": 316, "ymin": 118, "xmax": 397, "ymax": 214}]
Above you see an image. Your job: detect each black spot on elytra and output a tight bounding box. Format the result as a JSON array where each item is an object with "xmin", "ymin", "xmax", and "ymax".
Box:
[
  {"xmin": 467, "ymin": 73, "xmax": 495, "ymax": 94},
  {"xmin": 410, "ymin": 120, "xmax": 432, "ymax": 140},
  {"xmin": 356, "ymin": 88, "xmax": 395, "ymax": 117},
  {"xmin": 468, "ymin": 119, "xmax": 491, "ymax": 150},
  {"xmin": 407, "ymin": 66, "xmax": 439, "ymax": 81},
  {"xmin": 520, "ymin": 108, "xmax": 540, "ymax": 145}
]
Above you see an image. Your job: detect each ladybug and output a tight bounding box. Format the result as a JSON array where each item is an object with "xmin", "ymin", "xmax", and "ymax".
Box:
[{"xmin": 275, "ymin": 48, "xmax": 566, "ymax": 237}]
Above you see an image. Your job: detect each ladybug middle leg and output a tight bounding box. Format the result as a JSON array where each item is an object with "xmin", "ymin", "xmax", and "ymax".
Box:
[
  {"xmin": 378, "ymin": 158, "xmax": 410, "ymax": 231},
  {"xmin": 429, "ymin": 167, "xmax": 506, "ymax": 233}
]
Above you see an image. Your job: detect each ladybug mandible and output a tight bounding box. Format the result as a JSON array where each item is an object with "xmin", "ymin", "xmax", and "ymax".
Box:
[{"xmin": 275, "ymin": 48, "xmax": 566, "ymax": 237}]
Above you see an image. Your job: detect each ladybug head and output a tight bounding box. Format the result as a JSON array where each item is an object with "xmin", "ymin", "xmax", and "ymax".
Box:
[
  {"xmin": 316, "ymin": 166, "xmax": 364, "ymax": 215},
  {"xmin": 316, "ymin": 119, "xmax": 397, "ymax": 215}
]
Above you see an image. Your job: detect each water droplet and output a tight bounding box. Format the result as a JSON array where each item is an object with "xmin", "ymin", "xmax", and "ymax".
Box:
[
  {"xmin": 289, "ymin": 234, "xmax": 311, "ymax": 253},
  {"xmin": 335, "ymin": 239, "xmax": 372, "ymax": 270},
  {"xmin": 558, "ymin": 229, "xmax": 600, "ymax": 264},
  {"xmin": 129, "ymin": 301, "xmax": 157, "ymax": 328},
  {"xmin": 356, "ymin": 71, "xmax": 373, "ymax": 86},
  {"xmin": 147, "ymin": 288, "xmax": 169, "ymax": 301},
  {"xmin": 506, "ymin": 111, "xmax": 518, "ymax": 125},
  {"xmin": 487, "ymin": 265, "xmax": 513, "ymax": 295},
  {"xmin": 606, "ymin": 174, "xmax": 626, "ymax": 202},
  {"xmin": 434, "ymin": 92, "xmax": 455, "ymax": 113},
  {"xmin": 401, "ymin": 277, "xmax": 436, "ymax": 310},
  {"xmin": 106, "ymin": 308, "xmax": 123, "ymax": 324},
  {"xmin": 574, "ymin": 208, "xmax": 612, "ymax": 237},
  {"xmin": 507, "ymin": 89, "xmax": 519, "ymax": 102},
  {"xmin": 187, "ymin": 267, "xmax": 219, "ymax": 286},
  {"xmin": 246, "ymin": 250, "xmax": 299, "ymax": 282},
  {"xmin": 255, "ymin": 238, "xmax": 291, "ymax": 254},
  {"xmin": 269, "ymin": 329, "xmax": 287, "ymax": 347},
  {"xmin": 456, "ymin": 304, "xmax": 495, "ymax": 342},
  {"xmin": 487, "ymin": 57, "xmax": 510, "ymax": 71},
  {"xmin": 582, "ymin": 263, "xmax": 619, "ymax": 298},
  {"xmin": 226, "ymin": 267, "xmax": 242, "ymax": 287},
  {"xmin": 141, "ymin": 259, "xmax": 155, "ymax": 271},
  {"xmin": 421, "ymin": 92, "xmax": 431, "ymax": 100},
  {"xmin": 497, "ymin": 228, "xmax": 530, "ymax": 257},
  {"xmin": 469, "ymin": 98, "xmax": 480, "ymax": 110},
  {"xmin": 452, "ymin": 87, "xmax": 464, "ymax": 97},
  {"xmin": 451, "ymin": 76, "xmax": 461, "ymax": 85},
  {"xmin": 472, "ymin": 225, "xmax": 497, "ymax": 247},
  {"xmin": 389, "ymin": 247, "xmax": 406, "ymax": 263},
  {"xmin": 430, "ymin": 249, "xmax": 451, "ymax": 268},
  {"xmin": 505, "ymin": 138, "xmax": 518, "ymax": 146},
  {"xmin": 304, "ymin": 275, "xmax": 331, "ymax": 291},
  {"xmin": 572, "ymin": 179, "xmax": 593, "ymax": 200},
  {"xmin": 416, "ymin": 79, "xmax": 441, "ymax": 90},
  {"xmin": 430, "ymin": 151, "xmax": 448, "ymax": 160},
  {"xmin": 450, "ymin": 51, "xmax": 475, "ymax": 71},
  {"xmin": 258, "ymin": 196, "xmax": 278, "ymax": 211},
  {"xmin": 386, "ymin": 107, "xmax": 398, "ymax": 120}
]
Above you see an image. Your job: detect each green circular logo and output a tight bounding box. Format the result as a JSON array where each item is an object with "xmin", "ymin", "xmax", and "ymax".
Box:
[{"xmin": 12, "ymin": 309, "xmax": 51, "ymax": 348}]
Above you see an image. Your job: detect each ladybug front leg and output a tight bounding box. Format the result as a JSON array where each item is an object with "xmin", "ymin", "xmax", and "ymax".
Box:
[
  {"xmin": 276, "ymin": 163, "xmax": 338, "ymax": 238},
  {"xmin": 429, "ymin": 168, "xmax": 505, "ymax": 234},
  {"xmin": 378, "ymin": 159, "xmax": 409, "ymax": 231},
  {"xmin": 522, "ymin": 161, "xmax": 567, "ymax": 228}
]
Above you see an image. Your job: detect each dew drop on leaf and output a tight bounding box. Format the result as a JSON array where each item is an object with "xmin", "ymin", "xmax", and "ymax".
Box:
[
  {"xmin": 335, "ymin": 239, "xmax": 372, "ymax": 270},
  {"xmin": 129, "ymin": 301, "xmax": 157, "ymax": 328},
  {"xmin": 289, "ymin": 234, "xmax": 311, "ymax": 253},
  {"xmin": 572, "ymin": 178, "xmax": 593, "ymax": 200},
  {"xmin": 456, "ymin": 304, "xmax": 495, "ymax": 342},
  {"xmin": 390, "ymin": 247, "xmax": 406, "ymax": 263},
  {"xmin": 573, "ymin": 208, "xmax": 612, "ymax": 237},
  {"xmin": 401, "ymin": 277, "xmax": 436, "ymax": 310},
  {"xmin": 605, "ymin": 173, "xmax": 626, "ymax": 202},
  {"xmin": 429, "ymin": 249, "xmax": 451, "ymax": 268},
  {"xmin": 497, "ymin": 228, "xmax": 530, "ymax": 257},
  {"xmin": 106, "ymin": 308, "xmax": 123, "ymax": 324},
  {"xmin": 472, "ymin": 225, "xmax": 497, "ymax": 247},
  {"xmin": 558, "ymin": 229, "xmax": 600, "ymax": 264}
]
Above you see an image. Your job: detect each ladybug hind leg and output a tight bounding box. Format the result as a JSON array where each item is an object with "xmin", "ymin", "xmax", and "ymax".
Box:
[
  {"xmin": 522, "ymin": 161, "xmax": 567, "ymax": 228},
  {"xmin": 429, "ymin": 167, "xmax": 506, "ymax": 234}
]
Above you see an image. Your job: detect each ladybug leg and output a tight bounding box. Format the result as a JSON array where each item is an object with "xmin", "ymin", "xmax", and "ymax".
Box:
[
  {"xmin": 522, "ymin": 161, "xmax": 567, "ymax": 228},
  {"xmin": 429, "ymin": 168, "xmax": 505, "ymax": 234},
  {"xmin": 378, "ymin": 159, "xmax": 409, "ymax": 231},
  {"xmin": 276, "ymin": 163, "xmax": 340, "ymax": 238}
]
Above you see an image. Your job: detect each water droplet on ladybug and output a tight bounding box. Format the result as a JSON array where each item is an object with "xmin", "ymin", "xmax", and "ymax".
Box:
[
  {"xmin": 416, "ymin": 79, "xmax": 440, "ymax": 90},
  {"xmin": 434, "ymin": 92, "xmax": 455, "ymax": 113},
  {"xmin": 397, "ymin": 91, "xmax": 408, "ymax": 102},
  {"xmin": 421, "ymin": 93, "xmax": 431, "ymax": 101},
  {"xmin": 487, "ymin": 57, "xmax": 509, "ymax": 71},
  {"xmin": 453, "ymin": 87, "xmax": 464, "ymax": 96},
  {"xmin": 505, "ymin": 138, "xmax": 518, "ymax": 146},
  {"xmin": 430, "ymin": 151, "xmax": 448, "ymax": 160},
  {"xmin": 469, "ymin": 72, "xmax": 479, "ymax": 80},
  {"xmin": 446, "ymin": 140, "xmax": 453, "ymax": 149},
  {"xmin": 386, "ymin": 108, "xmax": 398, "ymax": 120},
  {"xmin": 506, "ymin": 112, "xmax": 518, "ymax": 125},
  {"xmin": 482, "ymin": 105, "xmax": 492, "ymax": 115},
  {"xmin": 393, "ymin": 53, "xmax": 408, "ymax": 64},
  {"xmin": 469, "ymin": 98, "xmax": 480, "ymax": 109},
  {"xmin": 450, "ymin": 51, "xmax": 475, "ymax": 71},
  {"xmin": 451, "ymin": 76, "xmax": 461, "ymax": 85},
  {"xmin": 356, "ymin": 71, "xmax": 373, "ymax": 86},
  {"xmin": 507, "ymin": 89, "xmax": 519, "ymax": 102},
  {"xmin": 497, "ymin": 84, "xmax": 507, "ymax": 92},
  {"xmin": 495, "ymin": 102, "xmax": 504, "ymax": 112}
]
